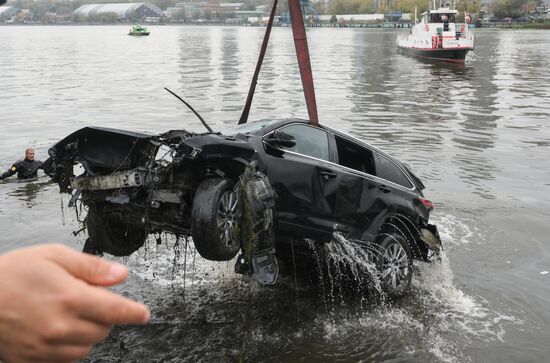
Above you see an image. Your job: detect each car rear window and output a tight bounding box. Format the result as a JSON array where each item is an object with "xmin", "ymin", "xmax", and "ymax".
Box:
[
  {"xmin": 377, "ymin": 154, "xmax": 413, "ymax": 189},
  {"xmin": 278, "ymin": 124, "xmax": 330, "ymax": 161}
]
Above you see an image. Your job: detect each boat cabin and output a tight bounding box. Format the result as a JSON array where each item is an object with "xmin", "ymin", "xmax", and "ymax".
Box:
[
  {"xmin": 420, "ymin": 8, "xmax": 459, "ymax": 32},
  {"xmin": 421, "ymin": 8, "xmax": 458, "ymax": 24}
]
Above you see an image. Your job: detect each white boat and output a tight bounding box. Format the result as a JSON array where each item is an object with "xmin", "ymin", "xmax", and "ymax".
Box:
[{"xmin": 397, "ymin": 3, "xmax": 474, "ymax": 63}]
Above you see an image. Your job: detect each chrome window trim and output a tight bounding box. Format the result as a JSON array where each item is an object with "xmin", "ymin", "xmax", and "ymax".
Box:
[{"xmin": 262, "ymin": 122, "xmax": 416, "ymax": 192}]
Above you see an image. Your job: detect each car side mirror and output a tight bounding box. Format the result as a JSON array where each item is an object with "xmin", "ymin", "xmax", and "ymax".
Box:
[{"xmin": 265, "ymin": 131, "xmax": 296, "ymax": 148}]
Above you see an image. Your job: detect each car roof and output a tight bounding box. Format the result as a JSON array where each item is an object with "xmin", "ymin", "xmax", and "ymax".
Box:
[
  {"xmin": 233, "ymin": 118, "xmax": 407, "ymax": 167},
  {"xmin": 230, "ymin": 118, "xmax": 422, "ymax": 191}
]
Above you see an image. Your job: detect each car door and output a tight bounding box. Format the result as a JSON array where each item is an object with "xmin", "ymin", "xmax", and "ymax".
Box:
[
  {"xmin": 330, "ymin": 135, "xmax": 395, "ymax": 241},
  {"xmin": 374, "ymin": 152, "xmax": 417, "ymax": 217},
  {"xmin": 261, "ymin": 123, "xmax": 338, "ymax": 241}
]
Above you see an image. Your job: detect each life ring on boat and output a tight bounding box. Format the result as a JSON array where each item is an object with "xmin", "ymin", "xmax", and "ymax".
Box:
[
  {"xmin": 460, "ymin": 24, "xmax": 465, "ymax": 32},
  {"xmin": 425, "ymin": 24, "xmax": 429, "ymax": 32}
]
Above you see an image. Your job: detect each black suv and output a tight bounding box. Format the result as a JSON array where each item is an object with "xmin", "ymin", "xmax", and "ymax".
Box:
[{"xmin": 47, "ymin": 119, "xmax": 441, "ymax": 297}]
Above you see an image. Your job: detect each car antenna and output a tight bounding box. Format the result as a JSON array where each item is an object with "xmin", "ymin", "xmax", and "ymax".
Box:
[{"xmin": 164, "ymin": 87, "xmax": 214, "ymax": 133}]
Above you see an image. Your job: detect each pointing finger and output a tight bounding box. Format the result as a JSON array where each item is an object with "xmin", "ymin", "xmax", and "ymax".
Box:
[
  {"xmin": 76, "ymin": 285, "xmax": 150, "ymax": 325},
  {"xmin": 41, "ymin": 244, "xmax": 128, "ymax": 286}
]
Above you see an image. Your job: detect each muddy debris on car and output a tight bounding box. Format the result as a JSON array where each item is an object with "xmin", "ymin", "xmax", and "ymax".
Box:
[{"xmin": 45, "ymin": 119, "xmax": 442, "ymax": 298}]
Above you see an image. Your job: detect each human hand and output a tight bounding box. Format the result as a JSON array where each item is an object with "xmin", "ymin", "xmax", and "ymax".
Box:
[{"xmin": 0, "ymin": 244, "xmax": 150, "ymax": 363}]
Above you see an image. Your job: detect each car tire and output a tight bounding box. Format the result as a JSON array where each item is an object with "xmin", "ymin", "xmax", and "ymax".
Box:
[
  {"xmin": 191, "ymin": 178, "xmax": 241, "ymax": 261},
  {"xmin": 376, "ymin": 233, "xmax": 413, "ymax": 299},
  {"xmin": 86, "ymin": 206, "xmax": 147, "ymax": 257}
]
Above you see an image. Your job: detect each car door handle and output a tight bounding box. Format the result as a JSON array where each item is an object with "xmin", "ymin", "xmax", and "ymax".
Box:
[
  {"xmin": 379, "ymin": 185, "xmax": 391, "ymax": 193},
  {"xmin": 320, "ymin": 170, "xmax": 337, "ymax": 179}
]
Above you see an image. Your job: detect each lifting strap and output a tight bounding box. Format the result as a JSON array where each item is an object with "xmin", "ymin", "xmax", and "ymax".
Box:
[
  {"xmin": 238, "ymin": 0, "xmax": 279, "ymax": 125},
  {"xmin": 238, "ymin": 0, "xmax": 319, "ymax": 126}
]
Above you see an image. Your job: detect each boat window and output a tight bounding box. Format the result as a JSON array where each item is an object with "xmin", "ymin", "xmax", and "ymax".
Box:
[
  {"xmin": 377, "ymin": 154, "xmax": 413, "ymax": 189},
  {"xmin": 335, "ymin": 136, "xmax": 376, "ymax": 176},
  {"xmin": 277, "ymin": 124, "xmax": 330, "ymax": 161},
  {"xmin": 430, "ymin": 13, "xmax": 456, "ymax": 23}
]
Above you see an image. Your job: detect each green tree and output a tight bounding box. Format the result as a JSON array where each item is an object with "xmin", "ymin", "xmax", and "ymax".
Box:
[
  {"xmin": 41, "ymin": 11, "xmax": 56, "ymax": 23},
  {"xmin": 329, "ymin": 0, "xmax": 346, "ymax": 15},
  {"xmin": 392, "ymin": 0, "xmax": 430, "ymax": 13},
  {"xmin": 175, "ymin": 8, "xmax": 186, "ymax": 21},
  {"xmin": 71, "ymin": 13, "xmax": 86, "ymax": 22},
  {"xmin": 489, "ymin": 0, "xmax": 530, "ymax": 18},
  {"xmin": 191, "ymin": 8, "xmax": 201, "ymax": 19}
]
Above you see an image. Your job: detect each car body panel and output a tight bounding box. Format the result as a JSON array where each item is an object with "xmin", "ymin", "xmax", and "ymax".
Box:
[{"xmin": 47, "ymin": 119, "xmax": 439, "ymax": 261}]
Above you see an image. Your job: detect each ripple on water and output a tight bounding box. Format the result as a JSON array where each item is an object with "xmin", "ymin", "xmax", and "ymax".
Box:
[{"xmin": 110, "ymin": 211, "xmax": 520, "ymax": 363}]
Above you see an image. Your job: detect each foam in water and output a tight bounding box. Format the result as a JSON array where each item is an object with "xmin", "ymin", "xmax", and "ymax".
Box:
[
  {"xmin": 430, "ymin": 214, "xmax": 477, "ymax": 246},
  {"xmin": 310, "ymin": 214, "xmax": 521, "ymax": 362}
]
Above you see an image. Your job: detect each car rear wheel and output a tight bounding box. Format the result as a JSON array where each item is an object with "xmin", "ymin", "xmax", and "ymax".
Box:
[
  {"xmin": 191, "ymin": 178, "xmax": 240, "ymax": 261},
  {"xmin": 376, "ymin": 233, "xmax": 413, "ymax": 299},
  {"xmin": 86, "ymin": 206, "xmax": 147, "ymax": 257}
]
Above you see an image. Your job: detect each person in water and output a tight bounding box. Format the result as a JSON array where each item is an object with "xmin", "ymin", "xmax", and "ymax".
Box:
[{"xmin": 0, "ymin": 148, "xmax": 45, "ymax": 180}]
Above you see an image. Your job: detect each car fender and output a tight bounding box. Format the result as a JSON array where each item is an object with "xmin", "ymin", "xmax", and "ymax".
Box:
[{"xmin": 182, "ymin": 135, "xmax": 256, "ymax": 161}]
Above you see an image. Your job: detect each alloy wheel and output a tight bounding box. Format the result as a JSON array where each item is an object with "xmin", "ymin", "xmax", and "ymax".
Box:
[
  {"xmin": 217, "ymin": 190, "xmax": 238, "ymax": 247},
  {"xmin": 380, "ymin": 241, "xmax": 410, "ymax": 290}
]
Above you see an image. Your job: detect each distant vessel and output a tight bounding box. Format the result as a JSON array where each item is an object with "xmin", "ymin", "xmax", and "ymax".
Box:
[
  {"xmin": 397, "ymin": 3, "xmax": 474, "ymax": 63},
  {"xmin": 128, "ymin": 25, "xmax": 150, "ymax": 36}
]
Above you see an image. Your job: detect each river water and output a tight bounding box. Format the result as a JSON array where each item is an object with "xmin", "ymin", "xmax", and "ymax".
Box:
[{"xmin": 1, "ymin": 25, "xmax": 549, "ymax": 362}]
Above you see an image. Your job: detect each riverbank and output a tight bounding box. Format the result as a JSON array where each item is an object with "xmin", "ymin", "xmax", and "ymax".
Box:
[
  {"xmin": 505, "ymin": 22, "xmax": 550, "ymax": 29},
  {"xmin": 481, "ymin": 20, "xmax": 550, "ymax": 30},
  {"xmin": 0, "ymin": 21, "xmax": 414, "ymax": 28}
]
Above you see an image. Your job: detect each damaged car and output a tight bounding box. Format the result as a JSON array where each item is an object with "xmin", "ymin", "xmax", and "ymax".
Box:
[{"xmin": 46, "ymin": 119, "xmax": 441, "ymax": 298}]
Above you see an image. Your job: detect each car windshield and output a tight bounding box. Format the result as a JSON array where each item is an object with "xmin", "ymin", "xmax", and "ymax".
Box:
[{"xmin": 221, "ymin": 120, "xmax": 275, "ymax": 136}]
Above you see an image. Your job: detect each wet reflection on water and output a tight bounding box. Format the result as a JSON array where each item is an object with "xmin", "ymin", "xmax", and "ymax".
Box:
[{"xmin": 6, "ymin": 179, "xmax": 53, "ymax": 208}]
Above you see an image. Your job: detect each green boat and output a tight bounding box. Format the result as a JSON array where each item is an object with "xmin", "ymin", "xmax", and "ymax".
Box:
[{"xmin": 128, "ymin": 25, "xmax": 150, "ymax": 36}]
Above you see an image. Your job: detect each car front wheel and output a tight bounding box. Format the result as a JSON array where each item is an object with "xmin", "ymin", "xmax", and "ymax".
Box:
[{"xmin": 191, "ymin": 178, "xmax": 241, "ymax": 261}]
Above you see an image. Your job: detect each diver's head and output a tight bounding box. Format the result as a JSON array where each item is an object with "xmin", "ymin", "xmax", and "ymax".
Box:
[{"xmin": 25, "ymin": 148, "xmax": 35, "ymax": 161}]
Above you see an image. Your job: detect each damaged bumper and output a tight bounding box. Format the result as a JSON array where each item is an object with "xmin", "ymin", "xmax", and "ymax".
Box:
[
  {"xmin": 420, "ymin": 223, "xmax": 442, "ymax": 254},
  {"xmin": 71, "ymin": 170, "xmax": 145, "ymax": 191}
]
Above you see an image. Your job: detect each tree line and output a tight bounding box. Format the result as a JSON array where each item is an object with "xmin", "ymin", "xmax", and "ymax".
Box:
[{"xmin": 6, "ymin": 0, "xmax": 542, "ymax": 21}]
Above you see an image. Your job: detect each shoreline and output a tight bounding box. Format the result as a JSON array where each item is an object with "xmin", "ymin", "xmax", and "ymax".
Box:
[{"xmin": 1, "ymin": 22, "xmax": 549, "ymax": 29}]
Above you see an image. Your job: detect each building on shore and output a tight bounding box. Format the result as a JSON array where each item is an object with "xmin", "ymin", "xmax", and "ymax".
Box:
[
  {"xmin": 165, "ymin": 1, "xmax": 251, "ymax": 22},
  {"xmin": 0, "ymin": 6, "xmax": 33, "ymax": 23},
  {"xmin": 73, "ymin": 3, "xmax": 163, "ymax": 22},
  {"xmin": 0, "ymin": 6, "xmax": 19, "ymax": 22}
]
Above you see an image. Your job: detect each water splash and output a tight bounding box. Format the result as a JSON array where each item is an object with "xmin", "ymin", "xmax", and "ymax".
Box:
[
  {"xmin": 127, "ymin": 234, "xmax": 236, "ymax": 289},
  {"xmin": 307, "ymin": 232, "xmax": 388, "ymax": 308}
]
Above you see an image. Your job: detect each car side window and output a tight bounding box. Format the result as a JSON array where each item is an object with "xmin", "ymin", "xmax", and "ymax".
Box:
[
  {"xmin": 377, "ymin": 154, "xmax": 413, "ymax": 189},
  {"xmin": 277, "ymin": 124, "xmax": 330, "ymax": 161},
  {"xmin": 335, "ymin": 136, "xmax": 376, "ymax": 176}
]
